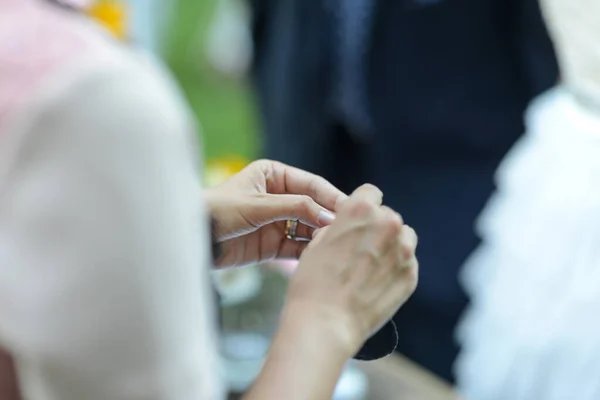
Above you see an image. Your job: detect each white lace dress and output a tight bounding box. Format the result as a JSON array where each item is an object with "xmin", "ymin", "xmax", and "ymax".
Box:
[{"xmin": 456, "ymin": 1, "xmax": 600, "ymax": 399}]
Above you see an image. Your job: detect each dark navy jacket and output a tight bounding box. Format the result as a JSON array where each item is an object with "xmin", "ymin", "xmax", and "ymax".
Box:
[{"xmin": 250, "ymin": 0, "xmax": 558, "ymax": 381}]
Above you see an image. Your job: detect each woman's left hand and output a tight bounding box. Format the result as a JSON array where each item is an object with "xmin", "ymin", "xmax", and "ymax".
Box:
[{"xmin": 205, "ymin": 159, "xmax": 348, "ymax": 268}]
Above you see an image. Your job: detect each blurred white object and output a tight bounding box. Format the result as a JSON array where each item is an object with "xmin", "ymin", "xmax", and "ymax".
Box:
[
  {"xmin": 268, "ymin": 260, "xmax": 299, "ymax": 277},
  {"xmin": 457, "ymin": 0, "xmax": 600, "ymax": 398},
  {"xmin": 204, "ymin": 0, "xmax": 253, "ymax": 78},
  {"xmin": 221, "ymin": 332, "xmax": 269, "ymax": 393},
  {"xmin": 542, "ymin": 0, "xmax": 600, "ymax": 105},
  {"xmin": 213, "ymin": 266, "xmax": 263, "ymax": 306},
  {"xmin": 222, "ymin": 340, "xmax": 368, "ymax": 399},
  {"xmin": 456, "ymin": 88, "xmax": 600, "ymax": 400},
  {"xmin": 333, "ymin": 363, "xmax": 369, "ymax": 400}
]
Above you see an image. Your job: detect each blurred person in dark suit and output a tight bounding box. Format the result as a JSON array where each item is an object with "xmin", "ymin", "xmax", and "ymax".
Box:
[{"xmin": 248, "ymin": 0, "xmax": 558, "ymax": 381}]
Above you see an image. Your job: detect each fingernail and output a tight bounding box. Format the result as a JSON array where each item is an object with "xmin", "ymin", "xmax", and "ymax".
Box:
[{"xmin": 318, "ymin": 210, "xmax": 335, "ymax": 226}]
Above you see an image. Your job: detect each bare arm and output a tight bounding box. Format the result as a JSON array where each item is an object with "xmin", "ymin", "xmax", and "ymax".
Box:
[
  {"xmin": 243, "ymin": 185, "xmax": 420, "ymax": 400},
  {"xmin": 244, "ymin": 303, "xmax": 352, "ymax": 400}
]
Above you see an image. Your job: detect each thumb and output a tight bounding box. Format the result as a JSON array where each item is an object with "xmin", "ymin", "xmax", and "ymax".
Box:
[
  {"xmin": 309, "ymin": 226, "xmax": 329, "ymax": 247},
  {"xmin": 251, "ymin": 194, "xmax": 336, "ymax": 228}
]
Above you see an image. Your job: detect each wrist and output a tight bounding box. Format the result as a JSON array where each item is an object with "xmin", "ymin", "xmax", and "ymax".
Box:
[
  {"xmin": 280, "ymin": 298, "xmax": 359, "ymax": 360},
  {"xmin": 251, "ymin": 301, "xmax": 351, "ymax": 399},
  {"xmin": 204, "ymin": 188, "xmax": 227, "ymax": 241}
]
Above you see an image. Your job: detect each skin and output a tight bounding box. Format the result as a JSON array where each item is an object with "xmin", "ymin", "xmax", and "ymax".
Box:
[
  {"xmin": 0, "ymin": 160, "xmax": 419, "ymax": 400},
  {"xmin": 205, "ymin": 160, "xmax": 344, "ymax": 267},
  {"xmin": 207, "ymin": 160, "xmax": 419, "ymax": 400}
]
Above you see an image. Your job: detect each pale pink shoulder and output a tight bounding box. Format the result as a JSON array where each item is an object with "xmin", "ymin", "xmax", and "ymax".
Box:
[{"xmin": 0, "ymin": 2, "xmax": 120, "ymax": 131}]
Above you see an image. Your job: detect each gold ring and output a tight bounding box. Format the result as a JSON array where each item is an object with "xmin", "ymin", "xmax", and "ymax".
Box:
[{"xmin": 284, "ymin": 220, "xmax": 299, "ymax": 240}]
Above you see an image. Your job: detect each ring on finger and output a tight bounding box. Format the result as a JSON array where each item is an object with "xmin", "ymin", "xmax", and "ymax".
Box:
[{"xmin": 284, "ymin": 220, "xmax": 299, "ymax": 240}]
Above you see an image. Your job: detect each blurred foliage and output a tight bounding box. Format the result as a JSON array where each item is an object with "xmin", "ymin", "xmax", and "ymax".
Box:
[{"xmin": 164, "ymin": 0, "xmax": 259, "ymax": 161}]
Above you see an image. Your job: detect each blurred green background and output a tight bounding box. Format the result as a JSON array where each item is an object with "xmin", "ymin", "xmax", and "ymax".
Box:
[{"xmin": 164, "ymin": 0, "xmax": 259, "ymax": 162}]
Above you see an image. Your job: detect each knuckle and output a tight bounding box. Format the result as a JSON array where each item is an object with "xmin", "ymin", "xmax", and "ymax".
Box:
[
  {"xmin": 400, "ymin": 258, "xmax": 419, "ymax": 291},
  {"xmin": 306, "ymin": 177, "xmax": 319, "ymax": 199},
  {"xmin": 404, "ymin": 224, "xmax": 416, "ymax": 237},
  {"xmin": 381, "ymin": 208, "xmax": 403, "ymax": 235},
  {"xmin": 400, "ymin": 241, "xmax": 415, "ymax": 260},
  {"xmin": 407, "ymin": 266, "xmax": 419, "ymax": 293},
  {"xmin": 346, "ymin": 198, "xmax": 375, "ymax": 218},
  {"xmin": 307, "ymin": 176, "xmax": 327, "ymax": 198},
  {"xmin": 395, "ymin": 212, "xmax": 405, "ymax": 227},
  {"xmin": 250, "ymin": 158, "xmax": 272, "ymax": 169},
  {"xmin": 258, "ymin": 158, "xmax": 279, "ymax": 166},
  {"xmin": 379, "ymin": 205, "xmax": 393, "ymax": 216},
  {"xmin": 408, "ymin": 226, "xmax": 419, "ymax": 247},
  {"xmin": 359, "ymin": 183, "xmax": 381, "ymax": 193},
  {"xmin": 297, "ymin": 195, "xmax": 314, "ymax": 212},
  {"xmin": 375, "ymin": 218, "xmax": 392, "ymax": 235}
]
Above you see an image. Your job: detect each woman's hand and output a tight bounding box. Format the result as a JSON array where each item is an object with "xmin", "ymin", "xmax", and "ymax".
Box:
[
  {"xmin": 205, "ymin": 159, "xmax": 347, "ymax": 268},
  {"xmin": 286, "ymin": 184, "xmax": 419, "ymax": 358},
  {"xmin": 246, "ymin": 184, "xmax": 418, "ymax": 400}
]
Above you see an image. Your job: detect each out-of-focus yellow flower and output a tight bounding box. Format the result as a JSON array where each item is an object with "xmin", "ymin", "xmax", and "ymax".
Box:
[
  {"xmin": 205, "ymin": 156, "xmax": 248, "ymax": 187},
  {"xmin": 86, "ymin": 0, "xmax": 128, "ymax": 41}
]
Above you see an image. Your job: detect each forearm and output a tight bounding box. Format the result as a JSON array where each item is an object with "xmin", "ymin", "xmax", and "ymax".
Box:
[{"xmin": 244, "ymin": 303, "xmax": 352, "ymax": 400}]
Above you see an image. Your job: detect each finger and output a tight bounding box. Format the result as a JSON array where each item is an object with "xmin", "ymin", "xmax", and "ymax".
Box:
[
  {"xmin": 274, "ymin": 220, "xmax": 316, "ymax": 242},
  {"xmin": 312, "ymin": 227, "xmax": 326, "ymax": 239},
  {"xmin": 350, "ymin": 184, "xmax": 384, "ymax": 206},
  {"xmin": 399, "ymin": 225, "xmax": 418, "ymax": 266},
  {"xmin": 254, "ymin": 194, "xmax": 336, "ymax": 228},
  {"xmin": 307, "ymin": 226, "xmax": 329, "ymax": 248},
  {"xmin": 393, "ymin": 226, "xmax": 419, "ymax": 276},
  {"xmin": 399, "ymin": 255, "xmax": 419, "ymax": 272},
  {"xmin": 277, "ymin": 239, "xmax": 310, "ymax": 260},
  {"xmin": 294, "ymin": 222, "xmax": 315, "ymax": 242},
  {"xmin": 266, "ymin": 161, "xmax": 348, "ymax": 212}
]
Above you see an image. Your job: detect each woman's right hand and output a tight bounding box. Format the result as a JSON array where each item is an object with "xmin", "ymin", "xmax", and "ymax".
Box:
[
  {"xmin": 245, "ymin": 184, "xmax": 418, "ymax": 400},
  {"xmin": 286, "ymin": 184, "xmax": 419, "ymax": 358}
]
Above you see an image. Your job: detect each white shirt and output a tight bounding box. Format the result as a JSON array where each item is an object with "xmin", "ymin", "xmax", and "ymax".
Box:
[{"xmin": 0, "ymin": 1, "xmax": 223, "ymax": 398}]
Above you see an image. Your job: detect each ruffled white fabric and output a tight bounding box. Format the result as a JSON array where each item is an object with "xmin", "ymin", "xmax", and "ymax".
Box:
[
  {"xmin": 456, "ymin": 88, "xmax": 600, "ymax": 400},
  {"xmin": 541, "ymin": 0, "xmax": 600, "ymax": 106}
]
